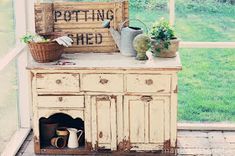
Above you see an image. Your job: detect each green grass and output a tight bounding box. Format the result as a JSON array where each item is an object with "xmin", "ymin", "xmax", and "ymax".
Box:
[
  {"xmin": 129, "ymin": 2, "xmax": 235, "ymax": 122},
  {"xmin": 178, "ymin": 48, "xmax": 235, "ymax": 121}
]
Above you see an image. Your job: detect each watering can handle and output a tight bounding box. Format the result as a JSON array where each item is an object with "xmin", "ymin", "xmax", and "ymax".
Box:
[
  {"xmin": 119, "ymin": 19, "xmax": 149, "ymax": 33},
  {"xmin": 77, "ymin": 130, "xmax": 83, "ymax": 142}
]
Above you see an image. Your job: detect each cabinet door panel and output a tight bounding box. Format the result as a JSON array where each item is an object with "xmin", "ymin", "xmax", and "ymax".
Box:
[
  {"xmin": 96, "ymin": 99, "xmax": 111, "ymax": 144},
  {"xmin": 91, "ymin": 96, "xmax": 118, "ymax": 150},
  {"xmin": 129, "ymin": 100, "xmax": 145, "ymax": 143},
  {"xmin": 149, "ymin": 100, "xmax": 164, "ymax": 143},
  {"xmin": 124, "ymin": 96, "xmax": 170, "ymax": 151}
]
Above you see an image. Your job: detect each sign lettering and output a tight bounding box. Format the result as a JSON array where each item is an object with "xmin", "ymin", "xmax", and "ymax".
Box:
[
  {"xmin": 68, "ymin": 33, "xmax": 103, "ymax": 46},
  {"xmin": 54, "ymin": 9, "xmax": 114, "ymax": 22}
]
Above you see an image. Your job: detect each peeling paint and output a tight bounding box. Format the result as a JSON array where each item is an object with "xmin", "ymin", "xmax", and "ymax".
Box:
[
  {"xmin": 174, "ymin": 85, "xmax": 178, "ymax": 93},
  {"xmin": 118, "ymin": 139, "xmax": 132, "ymax": 151},
  {"xmin": 36, "ymin": 73, "xmax": 44, "ymax": 78},
  {"xmin": 163, "ymin": 140, "xmax": 176, "ymax": 154},
  {"xmin": 34, "ymin": 136, "xmax": 41, "ymax": 154},
  {"xmin": 85, "ymin": 141, "xmax": 93, "ymax": 151}
]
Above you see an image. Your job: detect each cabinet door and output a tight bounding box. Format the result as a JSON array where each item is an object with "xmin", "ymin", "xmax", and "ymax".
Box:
[
  {"xmin": 91, "ymin": 95, "xmax": 118, "ymax": 150},
  {"xmin": 123, "ymin": 96, "xmax": 170, "ymax": 151}
]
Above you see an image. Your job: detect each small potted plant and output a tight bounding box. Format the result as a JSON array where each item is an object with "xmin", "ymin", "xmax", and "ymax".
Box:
[
  {"xmin": 150, "ymin": 18, "xmax": 179, "ymax": 58},
  {"xmin": 21, "ymin": 33, "xmax": 72, "ymax": 63}
]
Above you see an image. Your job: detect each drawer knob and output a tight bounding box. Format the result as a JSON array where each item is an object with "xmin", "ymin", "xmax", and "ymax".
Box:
[
  {"xmin": 99, "ymin": 131, "xmax": 103, "ymax": 138},
  {"xmin": 145, "ymin": 79, "xmax": 153, "ymax": 85},
  {"xmin": 141, "ymin": 96, "xmax": 153, "ymax": 102},
  {"xmin": 58, "ymin": 97, "xmax": 63, "ymax": 102},
  {"xmin": 99, "ymin": 78, "xmax": 109, "ymax": 84},
  {"xmin": 56, "ymin": 79, "xmax": 62, "ymax": 84}
]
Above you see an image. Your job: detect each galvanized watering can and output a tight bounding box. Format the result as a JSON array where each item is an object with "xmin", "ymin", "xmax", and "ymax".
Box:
[{"xmin": 103, "ymin": 19, "xmax": 147, "ymax": 57}]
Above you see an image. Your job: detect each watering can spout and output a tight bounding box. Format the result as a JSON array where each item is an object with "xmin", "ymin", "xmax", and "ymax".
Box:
[
  {"xmin": 103, "ymin": 20, "xmax": 111, "ymax": 28},
  {"xmin": 102, "ymin": 20, "xmax": 121, "ymax": 49}
]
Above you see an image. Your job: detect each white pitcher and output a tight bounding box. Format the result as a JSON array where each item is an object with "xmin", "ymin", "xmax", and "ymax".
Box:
[{"xmin": 67, "ymin": 128, "xmax": 83, "ymax": 148}]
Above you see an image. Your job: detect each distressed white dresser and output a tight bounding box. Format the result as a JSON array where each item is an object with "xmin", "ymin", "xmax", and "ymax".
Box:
[{"xmin": 27, "ymin": 53, "xmax": 182, "ymax": 154}]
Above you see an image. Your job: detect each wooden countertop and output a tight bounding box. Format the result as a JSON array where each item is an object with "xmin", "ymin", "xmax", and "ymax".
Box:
[{"xmin": 27, "ymin": 52, "xmax": 182, "ymax": 71}]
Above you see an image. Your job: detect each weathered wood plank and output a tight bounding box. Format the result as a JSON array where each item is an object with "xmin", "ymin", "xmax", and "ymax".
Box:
[
  {"xmin": 225, "ymin": 135, "xmax": 235, "ymax": 143},
  {"xmin": 177, "ymin": 137, "xmax": 210, "ymax": 148},
  {"xmin": 177, "ymin": 148, "xmax": 212, "ymax": 155},
  {"xmin": 212, "ymin": 149, "xmax": 235, "ymax": 155},
  {"xmin": 178, "ymin": 131, "xmax": 208, "ymax": 138}
]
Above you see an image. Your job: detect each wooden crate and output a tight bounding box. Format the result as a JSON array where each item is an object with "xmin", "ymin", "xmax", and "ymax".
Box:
[{"xmin": 35, "ymin": 1, "xmax": 129, "ymax": 53}]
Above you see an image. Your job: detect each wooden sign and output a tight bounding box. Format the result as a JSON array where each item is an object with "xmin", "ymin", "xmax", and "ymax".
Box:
[{"xmin": 35, "ymin": 1, "xmax": 129, "ymax": 53}]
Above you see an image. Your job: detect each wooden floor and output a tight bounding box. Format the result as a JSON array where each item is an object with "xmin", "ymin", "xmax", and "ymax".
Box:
[{"xmin": 16, "ymin": 130, "xmax": 235, "ymax": 156}]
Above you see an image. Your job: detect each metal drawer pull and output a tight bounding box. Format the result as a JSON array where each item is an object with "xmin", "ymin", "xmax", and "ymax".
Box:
[
  {"xmin": 96, "ymin": 96, "xmax": 109, "ymax": 101},
  {"xmin": 145, "ymin": 79, "xmax": 153, "ymax": 85},
  {"xmin": 99, "ymin": 131, "xmax": 103, "ymax": 138},
  {"xmin": 56, "ymin": 79, "xmax": 62, "ymax": 84},
  {"xmin": 58, "ymin": 97, "xmax": 63, "ymax": 102},
  {"xmin": 141, "ymin": 96, "xmax": 153, "ymax": 102},
  {"xmin": 99, "ymin": 78, "xmax": 109, "ymax": 84}
]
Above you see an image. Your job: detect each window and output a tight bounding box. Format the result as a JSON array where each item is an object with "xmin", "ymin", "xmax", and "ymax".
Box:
[
  {"xmin": 178, "ymin": 48, "xmax": 235, "ymax": 122},
  {"xmin": 0, "ymin": 0, "xmax": 15, "ymax": 57},
  {"xmin": 0, "ymin": 61, "xmax": 18, "ymax": 153},
  {"xmin": 175, "ymin": 0, "xmax": 235, "ymax": 42},
  {"xmin": 0, "ymin": 0, "xmax": 18, "ymax": 153},
  {"xmin": 129, "ymin": 0, "xmax": 169, "ymax": 29},
  {"xmin": 0, "ymin": 0, "xmax": 30, "ymax": 155}
]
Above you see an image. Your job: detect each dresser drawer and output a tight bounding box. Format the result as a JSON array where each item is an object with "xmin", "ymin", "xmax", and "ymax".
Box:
[
  {"xmin": 81, "ymin": 74, "xmax": 123, "ymax": 92},
  {"xmin": 37, "ymin": 96, "xmax": 84, "ymax": 108},
  {"xmin": 126, "ymin": 74, "xmax": 171, "ymax": 93},
  {"xmin": 36, "ymin": 73, "xmax": 80, "ymax": 92}
]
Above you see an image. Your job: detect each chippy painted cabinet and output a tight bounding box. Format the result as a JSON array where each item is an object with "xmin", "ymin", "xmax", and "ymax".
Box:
[
  {"xmin": 123, "ymin": 96, "xmax": 170, "ymax": 151},
  {"xmin": 28, "ymin": 53, "xmax": 182, "ymax": 154},
  {"xmin": 90, "ymin": 95, "xmax": 119, "ymax": 150}
]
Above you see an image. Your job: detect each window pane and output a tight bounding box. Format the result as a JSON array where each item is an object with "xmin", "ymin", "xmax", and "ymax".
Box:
[
  {"xmin": 129, "ymin": 0, "xmax": 169, "ymax": 30},
  {"xmin": 0, "ymin": 0, "xmax": 15, "ymax": 57},
  {"xmin": 175, "ymin": 0, "xmax": 235, "ymax": 41},
  {"xmin": 178, "ymin": 48, "xmax": 235, "ymax": 122},
  {"xmin": 0, "ymin": 61, "xmax": 18, "ymax": 153}
]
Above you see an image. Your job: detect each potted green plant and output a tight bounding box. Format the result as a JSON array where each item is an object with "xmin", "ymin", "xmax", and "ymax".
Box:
[
  {"xmin": 150, "ymin": 18, "xmax": 179, "ymax": 58},
  {"xmin": 21, "ymin": 33, "xmax": 66, "ymax": 63}
]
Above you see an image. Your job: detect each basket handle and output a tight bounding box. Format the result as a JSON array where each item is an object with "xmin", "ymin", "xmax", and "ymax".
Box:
[{"xmin": 119, "ymin": 19, "xmax": 149, "ymax": 33}]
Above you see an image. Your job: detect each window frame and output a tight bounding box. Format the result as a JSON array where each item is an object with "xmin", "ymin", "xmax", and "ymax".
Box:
[
  {"xmin": 0, "ymin": 0, "xmax": 235, "ymax": 154},
  {"xmin": 0, "ymin": 0, "xmax": 34, "ymax": 155}
]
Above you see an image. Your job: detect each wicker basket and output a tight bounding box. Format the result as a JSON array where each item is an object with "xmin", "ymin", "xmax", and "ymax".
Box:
[{"xmin": 28, "ymin": 41, "xmax": 64, "ymax": 63}]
